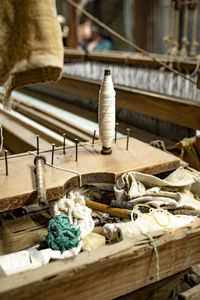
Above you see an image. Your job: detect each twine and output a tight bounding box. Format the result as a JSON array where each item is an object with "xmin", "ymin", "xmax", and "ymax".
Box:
[{"xmin": 28, "ymin": 151, "xmax": 82, "ymax": 187}]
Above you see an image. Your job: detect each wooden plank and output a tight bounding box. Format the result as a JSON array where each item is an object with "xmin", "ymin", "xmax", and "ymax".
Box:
[
  {"xmin": 20, "ymin": 87, "xmax": 175, "ymax": 148},
  {"xmin": 179, "ymin": 284, "xmax": 200, "ymax": 300},
  {"xmin": 48, "ymin": 75, "xmax": 200, "ymax": 130},
  {"xmin": 0, "ymin": 136, "xmax": 180, "ymax": 212},
  {"xmin": 0, "ymin": 211, "xmax": 50, "ymax": 255},
  {"xmin": 14, "ymin": 101, "xmax": 93, "ymax": 142},
  {"xmin": 0, "ymin": 108, "xmax": 57, "ymax": 153},
  {"xmin": 66, "ymin": 0, "xmax": 80, "ymax": 48},
  {"xmin": 64, "ymin": 48, "xmax": 199, "ymax": 71},
  {"xmin": 119, "ymin": 269, "xmax": 189, "ymax": 300},
  {"xmin": 0, "ymin": 219, "xmax": 200, "ymax": 299}
]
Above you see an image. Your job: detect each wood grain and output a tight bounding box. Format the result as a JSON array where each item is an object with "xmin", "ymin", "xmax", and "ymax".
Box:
[
  {"xmin": 48, "ymin": 75, "xmax": 200, "ymax": 130},
  {"xmin": 0, "ymin": 137, "xmax": 180, "ymax": 212},
  {"xmin": 0, "ymin": 218, "xmax": 200, "ymax": 299},
  {"xmin": 64, "ymin": 48, "xmax": 199, "ymax": 71},
  {"xmin": 179, "ymin": 284, "xmax": 200, "ymax": 300},
  {"xmin": 85, "ymin": 199, "xmax": 131, "ymax": 219}
]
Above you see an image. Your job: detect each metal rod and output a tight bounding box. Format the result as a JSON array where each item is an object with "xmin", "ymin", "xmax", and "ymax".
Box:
[
  {"xmin": 63, "ymin": 133, "xmax": 66, "ymax": 154},
  {"xmin": 115, "ymin": 123, "xmax": 119, "ymax": 143},
  {"xmin": 51, "ymin": 143, "xmax": 55, "ymax": 165},
  {"xmin": 4, "ymin": 150, "xmax": 8, "ymax": 176},
  {"xmin": 34, "ymin": 155, "xmax": 47, "ymax": 206},
  {"xmin": 126, "ymin": 128, "xmax": 130, "ymax": 150},
  {"xmin": 36, "ymin": 135, "xmax": 40, "ymax": 155},
  {"xmin": 92, "ymin": 130, "xmax": 96, "ymax": 146},
  {"xmin": 75, "ymin": 138, "xmax": 79, "ymax": 161}
]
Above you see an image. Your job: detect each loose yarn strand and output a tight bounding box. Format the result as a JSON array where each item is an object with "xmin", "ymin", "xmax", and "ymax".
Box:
[
  {"xmin": 65, "ymin": 0, "xmax": 196, "ymax": 85},
  {"xmin": 28, "ymin": 151, "xmax": 82, "ymax": 187},
  {"xmin": 0, "ymin": 125, "xmax": 3, "ymax": 154},
  {"xmin": 140, "ymin": 231, "xmax": 160, "ymax": 282}
]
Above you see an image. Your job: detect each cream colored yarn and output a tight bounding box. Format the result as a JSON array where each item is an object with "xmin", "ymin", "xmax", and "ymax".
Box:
[{"xmin": 98, "ymin": 71, "xmax": 116, "ymax": 149}]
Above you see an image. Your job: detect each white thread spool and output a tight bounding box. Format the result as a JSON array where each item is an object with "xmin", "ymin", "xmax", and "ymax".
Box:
[{"xmin": 98, "ymin": 69, "xmax": 116, "ymax": 155}]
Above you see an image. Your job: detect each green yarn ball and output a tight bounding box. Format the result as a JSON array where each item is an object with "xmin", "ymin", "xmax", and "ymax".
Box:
[{"xmin": 45, "ymin": 214, "xmax": 81, "ymax": 253}]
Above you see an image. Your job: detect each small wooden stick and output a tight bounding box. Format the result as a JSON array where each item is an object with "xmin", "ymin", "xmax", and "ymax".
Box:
[{"xmin": 85, "ymin": 199, "xmax": 131, "ymax": 219}]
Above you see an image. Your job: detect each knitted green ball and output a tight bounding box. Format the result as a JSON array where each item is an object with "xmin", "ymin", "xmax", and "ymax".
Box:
[{"xmin": 45, "ymin": 215, "xmax": 81, "ymax": 253}]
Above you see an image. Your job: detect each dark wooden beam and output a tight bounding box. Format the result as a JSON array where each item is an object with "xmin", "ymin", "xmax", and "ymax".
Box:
[
  {"xmin": 64, "ymin": 48, "xmax": 199, "ymax": 71},
  {"xmin": 47, "ymin": 75, "xmax": 200, "ymax": 130},
  {"xmin": 67, "ymin": 0, "xmax": 81, "ymax": 48}
]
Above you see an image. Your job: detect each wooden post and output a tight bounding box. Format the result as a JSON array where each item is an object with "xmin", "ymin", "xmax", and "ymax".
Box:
[
  {"xmin": 133, "ymin": 0, "xmax": 157, "ymax": 52},
  {"xmin": 67, "ymin": 0, "xmax": 81, "ymax": 48},
  {"xmin": 197, "ymin": 73, "xmax": 200, "ymax": 89}
]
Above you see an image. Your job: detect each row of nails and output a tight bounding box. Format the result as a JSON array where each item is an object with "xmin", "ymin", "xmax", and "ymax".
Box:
[{"xmin": 3, "ymin": 126, "xmax": 131, "ymax": 176}]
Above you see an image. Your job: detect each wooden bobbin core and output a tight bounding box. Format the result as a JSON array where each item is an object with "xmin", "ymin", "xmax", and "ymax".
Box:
[
  {"xmin": 101, "ymin": 146, "xmax": 112, "ymax": 155},
  {"xmin": 104, "ymin": 69, "xmax": 110, "ymax": 76}
]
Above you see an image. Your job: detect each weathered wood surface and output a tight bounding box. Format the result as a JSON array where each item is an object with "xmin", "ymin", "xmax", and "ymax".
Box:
[
  {"xmin": 0, "ymin": 218, "xmax": 200, "ymax": 300},
  {"xmin": 0, "ymin": 106, "xmax": 60, "ymax": 153},
  {"xmin": 0, "ymin": 137, "xmax": 180, "ymax": 212},
  {"xmin": 48, "ymin": 74, "xmax": 200, "ymax": 130},
  {"xmin": 179, "ymin": 283, "xmax": 200, "ymax": 300},
  {"xmin": 0, "ymin": 211, "xmax": 50, "ymax": 255},
  {"xmin": 64, "ymin": 48, "xmax": 199, "ymax": 71},
  {"xmin": 119, "ymin": 269, "xmax": 189, "ymax": 300}
]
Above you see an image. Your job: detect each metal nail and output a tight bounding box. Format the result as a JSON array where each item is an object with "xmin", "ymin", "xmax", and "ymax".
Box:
[
  {"xmin": 36, "ymin": 135, "xmax": 40, "ymax": 155},
  {"xmin": 4, "ymin": 150, "xmax": 8, "ymax": 176},
  {"xmin": 92, "ymin": 130, "xmax": 96, "ymax": 146},
  {"xmin": 126, "ymin": 128, "xmax": 130, "ymax": 150},
  {"xmin": 75, "ymin": 138, "xmax": 79, "ymax": 161},
  {"xmin": 115, "ymin": 123, "xmax": 119, "ymax": 143},
  {"xmin": 63, "ymin": 133, "xmax": 66, "ymax": 154},
  {"xmin": 51, "ymin": 143, "xmax": 55, "ymax": 165}
]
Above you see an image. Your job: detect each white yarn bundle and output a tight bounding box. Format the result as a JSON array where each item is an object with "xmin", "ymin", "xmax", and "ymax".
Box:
[
  {"xmin": 49, "ymin": 190, "xmax": 94, "ymax": 239},
  {"xmin": 116, "ymin": 209, "xmax": 197, "ymax": 241},
  {"xmin": 98, "ymin": 69, "xmax": 116, "ymax": 154}
]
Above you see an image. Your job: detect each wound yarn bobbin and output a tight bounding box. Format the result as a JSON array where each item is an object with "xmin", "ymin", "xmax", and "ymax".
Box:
[{"xmin": 98, "ymin": 69, "xmax": 116, "ymax": 155}]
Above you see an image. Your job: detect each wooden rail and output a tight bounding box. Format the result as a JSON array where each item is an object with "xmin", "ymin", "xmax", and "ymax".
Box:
[
  {"xmin": 0, "ymin": 219, "xmax": 200, "ymax": 299},
  {"xmin": 48, "ymin": 74, "xmax": 200, "ymax": 130},
  {"xmin": 64, "ymin": 48, "xmax": 199, "ymax": 71}
]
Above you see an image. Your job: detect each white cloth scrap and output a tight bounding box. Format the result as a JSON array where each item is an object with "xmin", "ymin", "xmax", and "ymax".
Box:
[{"xmin": 114, "ymin": 167, "xmax": 200, "ymax": 212}]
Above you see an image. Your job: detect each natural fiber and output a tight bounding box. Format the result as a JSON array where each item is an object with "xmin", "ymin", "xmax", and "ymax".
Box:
[{"xmin": 0, "ymin": 0, "xmax": 63, "ymax": 109}]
